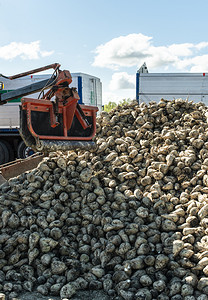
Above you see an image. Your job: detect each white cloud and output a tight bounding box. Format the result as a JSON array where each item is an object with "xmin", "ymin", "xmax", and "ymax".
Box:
[
  {"xmin": 103, "ymin": 91, "xmax": 121, "ymax": 104},
  {"xmin": 93, "ymin": 33, "xmax": 152, "ymax": 69},
  {"xmin": 109, "ymin": 72, "xmax": 135, "ymax": 90},
  {"xmin": 175, "ymin": 54, "xmax": 208, "ymax": 72},
  {"xmin": 0, "ymin": 41, "xmax": 54, "ymax": 60},
  {"xmin": 92, "ymin": 33, "xmax": 208, "ymax": 72},
  {"xmin": 103, "ymin": 90, "xmax": 135, "ymax": 105}
]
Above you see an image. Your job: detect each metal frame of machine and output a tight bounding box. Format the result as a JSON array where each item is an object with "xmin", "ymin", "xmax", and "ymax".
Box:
[{"xmin": 0, "ymin": 63, "xmax": 98, "ymax": 153}]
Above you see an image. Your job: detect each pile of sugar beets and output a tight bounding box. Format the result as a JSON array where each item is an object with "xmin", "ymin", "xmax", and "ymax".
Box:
[{"xmin": 1, "ymin": 99, "xmax": 208, "ymax": 299}]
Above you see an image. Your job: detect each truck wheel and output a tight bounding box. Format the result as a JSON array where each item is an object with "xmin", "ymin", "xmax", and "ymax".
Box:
[
  {"xmin": 1, "ymin": 140, "xmax": 14, "ymax": 162},
  {"xmin": 0, "ymin": 141, "xmax": 10, "ymax": 165},
  {"xmin": 17, "ymin": 141, "xmax": 35, "ymax": 159}
]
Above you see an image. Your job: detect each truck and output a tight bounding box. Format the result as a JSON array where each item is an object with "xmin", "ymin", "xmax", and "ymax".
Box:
[
  {"xmin": 136, "ymin": 63, "xmax": 208, "ymax": 104},
  {"xmin": 0, "ymin": 67, "xmax": 102, "ymax": 164}
]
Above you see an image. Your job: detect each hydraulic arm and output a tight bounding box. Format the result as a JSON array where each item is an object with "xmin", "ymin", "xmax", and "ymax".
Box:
[{"xmin": 0, "ymin": 64, "xmax": 98, "ymax": 152}]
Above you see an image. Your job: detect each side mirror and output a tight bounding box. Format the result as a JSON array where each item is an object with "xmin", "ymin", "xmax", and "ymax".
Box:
[{"xmin": 0, "ymin": 82, "xmax": 4, "ymax": 90}]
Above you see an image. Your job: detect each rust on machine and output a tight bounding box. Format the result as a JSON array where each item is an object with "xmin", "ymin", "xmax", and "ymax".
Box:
[{"xmin": 0, "ymin": 153, "xmax": 45, "ymax": 181}]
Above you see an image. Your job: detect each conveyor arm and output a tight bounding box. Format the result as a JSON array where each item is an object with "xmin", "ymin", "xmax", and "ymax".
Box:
[
  {"xmin": 0, "ymin": 77, "xmax": 56, "ymax": 105},
  {"xmin": 0, "ymin": 63, "xmax": 60, "ymax": 105}
]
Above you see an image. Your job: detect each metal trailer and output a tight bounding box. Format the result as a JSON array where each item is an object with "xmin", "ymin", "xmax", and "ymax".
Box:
[
  {"xmin": 70, "ymin": 73, "xmax": 102, "ymax": 112},
  {"xmin": 136, "ymin": 63, "xmax": 208, "ymax": 104},
  {"xmin": 0, "ymin": 72, "xmax": 102, "ymax": 162}
]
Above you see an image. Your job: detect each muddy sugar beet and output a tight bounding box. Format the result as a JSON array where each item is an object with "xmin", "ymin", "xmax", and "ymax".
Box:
[{"xmin": 2, "ymin": 99, "xmax": 208, "ymax": 299}]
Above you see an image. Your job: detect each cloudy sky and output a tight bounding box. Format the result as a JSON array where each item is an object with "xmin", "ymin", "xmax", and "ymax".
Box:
[{"xmin": 0, "ymin": 0, "xmax": 208, "ymax": 104}]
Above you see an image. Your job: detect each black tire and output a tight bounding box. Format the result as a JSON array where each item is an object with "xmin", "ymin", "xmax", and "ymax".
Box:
[
  {"xmin": 17, "ymin": 141, "xmax": 35, "ymax": 159},
  {"xmin": 0, "ymin": 141, "xmax": 10, "ymax": 165},
  {"xmin": 1, "ymin": 140, "xmax": 14, "ymax": 162}
]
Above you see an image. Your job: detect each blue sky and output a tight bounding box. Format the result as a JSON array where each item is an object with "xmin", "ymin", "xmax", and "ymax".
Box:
[{"xmin": 1, "ymin": 0, "xmax": 208, "ymax": 104}]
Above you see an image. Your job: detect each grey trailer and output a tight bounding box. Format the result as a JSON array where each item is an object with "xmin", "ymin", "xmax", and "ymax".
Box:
[{"xmin": 136, "ymin": 63, "xmax": 208, "ymax": 104}]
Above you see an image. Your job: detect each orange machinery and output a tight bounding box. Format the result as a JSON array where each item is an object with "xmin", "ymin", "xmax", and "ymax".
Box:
[{"xmin": 0, "ymin": 63, "xmax": 98, "ymax": 152}]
